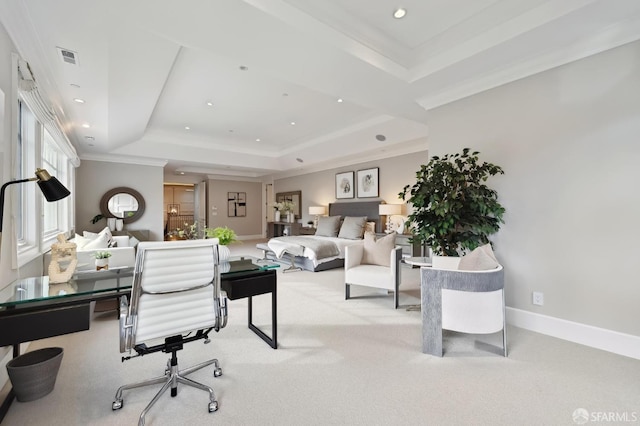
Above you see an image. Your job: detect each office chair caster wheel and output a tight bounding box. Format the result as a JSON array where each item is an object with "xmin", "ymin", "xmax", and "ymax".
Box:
[
  {"xmin": 208, "ymin": 401, "xmax": 219, "ymax": 412},
  {"xmin": 112, "ymin": 399, "xmax": 123, "ymax": 410},
  {"xmin": 213, "ymin": 368, "xmax": 222, "ymax": 377}
]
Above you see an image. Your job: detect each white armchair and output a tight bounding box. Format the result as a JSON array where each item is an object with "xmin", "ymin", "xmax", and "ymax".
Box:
[
  {"xmin": 421, "ymin": 253, "xmax": 506, "ymax": 357},
  {"xmin": 344, "ymin": 232, "xmax": 402, "ymax": 308}
]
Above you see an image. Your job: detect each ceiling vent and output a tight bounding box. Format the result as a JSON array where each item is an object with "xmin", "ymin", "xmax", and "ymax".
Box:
[{"xmin": 56, "ymin": 47, "xmax": 79, "ymax": 66}]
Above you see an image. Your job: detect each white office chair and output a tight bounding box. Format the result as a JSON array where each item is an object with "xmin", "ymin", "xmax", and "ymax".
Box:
[
  {"xmin": 421, "ymin": 256, "xmax": 506, "ymax": 357},
  {"xmin": 344, "ymin": 235, "xmax": 402, "ymax": 308},
  {"xmin": 112, "ymin": 239, "xmax": 228, "ymax": 426}
]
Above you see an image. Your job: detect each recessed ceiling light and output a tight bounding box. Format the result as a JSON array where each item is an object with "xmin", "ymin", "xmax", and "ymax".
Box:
[
  {"xmin": 376, "ymin": 134, "xmax": 387, "ymax": 141},
  {"xmin": 185, "ymin": 126, "xmax": 190, "ymax": 130},
  {"xmin": 256, "ymin": 138, "xmax": 261, "ymax": 142},
  {"xmin": 206, "ymin": 101, "xmax": 213, "ymax": 106},
  {"xmin": 290, "ymin": 121, "xmax": 296, "ymax": 126},
  {"xmin": 84, "ymin": 136, "xmax": 95, "ymax": 141},
  {"xmin": 179, "ymin": 171, "xmax": 185, "ymax": 175},
  {"xmin": 81, "ymin": 123, "xmax": 90, "ymax": 128},
  {"xmin": 239, "ymin": 65, "xmax": 248, "ymax": 71},
  {"xmin": 73, "ymin": 98, "xmax": 85, "ymax": 103},
  {"xmin": 296, "ymin": 158, "xmax": 304, "ymax": 163},
  {"xmin": 282, "ymin": 93, "xmax": 289, "ymax": 97},
  {"xmin": 393, "ymin": 8, "xmax": 407, "ymax": 19},
  {"xmin": 337, "ymin": 98, "xmax": 343, "ymax": 103},
  {"xmin": 70, "ymin": 83, "xmax": 80, "ymax": 88}
]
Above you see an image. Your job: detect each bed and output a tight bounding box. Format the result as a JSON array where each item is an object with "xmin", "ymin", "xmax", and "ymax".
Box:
[{"xmin": 264, "ymin": 201, "xmax": 382, "ymax": 272}]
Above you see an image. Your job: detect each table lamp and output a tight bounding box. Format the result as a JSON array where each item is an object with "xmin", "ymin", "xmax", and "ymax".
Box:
[
  {"xmin": 0, "ymin": 168, "xmax": 71, "ymax": 253},
  {"xmin": 378, "ymin": 204, "xmax": 402, "ymax": 233},
  {"xmin": 308, "ymin": 206, "xmax": 326, "ymax": 228}
]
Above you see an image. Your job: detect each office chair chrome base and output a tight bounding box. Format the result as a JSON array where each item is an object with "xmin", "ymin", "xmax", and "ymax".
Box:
[{"xmin": 112, "ymin": 357, "xmax": 222, "ymax": 426}]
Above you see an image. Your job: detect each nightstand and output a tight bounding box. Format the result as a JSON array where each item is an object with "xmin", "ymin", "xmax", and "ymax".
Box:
[{"xmin": 298, "ymin": 227, "xmax": 316, "ymax": 235}]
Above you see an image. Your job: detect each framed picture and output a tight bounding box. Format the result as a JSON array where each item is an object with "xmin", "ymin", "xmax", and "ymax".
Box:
[
  {"xmin": 335, "ymin": 171, "xmax": 354, "ymax": 199},
  {"xmin": 356, "ymin": 167, "xmax": 379, "ymax": 198},
  {"xmin": 228, "ymin": 192, "xmax": 247, "ymax": 217}
]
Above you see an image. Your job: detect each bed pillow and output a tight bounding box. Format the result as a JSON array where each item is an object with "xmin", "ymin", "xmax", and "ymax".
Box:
[
  {"xmin": 315, "ymin": 216, "xmax": 341, "ymax": 237},
  {"xmin": 83, "ymin": 226, "xmax": 114, "ymax": 247},
  {"xmin": 458, "ymin": 243, "xmax": 499, "ymax": 271},
  {"xmin": 338, "ymin": 216, "xmax": 367, "ymax": 239},
  {"xmin": 365, "ymin": 221, "xmax": 376, "ymax": 233},
  {"xmin": 362, "ymin": 231, "xmax": 396, "ymax": 267}
]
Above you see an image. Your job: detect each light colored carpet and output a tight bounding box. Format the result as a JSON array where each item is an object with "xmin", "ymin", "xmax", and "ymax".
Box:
[{"xmin": 4, "ymin": 241, "xmax": 639, "ymax": 425}]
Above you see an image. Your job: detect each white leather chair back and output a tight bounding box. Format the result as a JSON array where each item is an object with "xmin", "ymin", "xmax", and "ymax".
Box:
[{"xmin": 130, "ymin": 239, "xmax": 220, "ymax": 344}]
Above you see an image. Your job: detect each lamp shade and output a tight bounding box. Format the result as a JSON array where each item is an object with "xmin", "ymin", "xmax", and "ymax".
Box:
[
  {"xmin": 309, "ymin": 206, "xmax": 326, "ymax": 215},
  {"xmin": 35, "ymin": 168, "xmax": 70, "ymax": 202},
  {"xmin": 378, "ymin": 204, "xmax": 402, "ymax": 216}
]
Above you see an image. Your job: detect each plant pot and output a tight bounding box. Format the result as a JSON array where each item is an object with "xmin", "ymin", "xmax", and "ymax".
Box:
[
  {"xmin": 95, "ymin": 258, "xmax": 109, "ymax": 271},
  {"xmin": 274, "ymin": 211, "xmax": 281, "ymax": 222},
  {"xmin": 6, "ymin": 347, "xmax": 64, "ymax": 402},
  {"xmin": 218, "ymin": 245, "xmax": 231, "ymax": 262}
]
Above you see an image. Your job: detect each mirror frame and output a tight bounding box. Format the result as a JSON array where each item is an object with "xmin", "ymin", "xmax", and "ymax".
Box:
[
  {"xmin": 275, "ymin": 190, "xmax": 302, "ymax": 219},
  {"xmin": 100, "ymin": 187, "xmax": 146, "ymax": 224}
]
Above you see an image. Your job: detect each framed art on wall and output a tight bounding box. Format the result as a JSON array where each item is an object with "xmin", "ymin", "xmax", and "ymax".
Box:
[
  {"xmin": 356, "ymin": 167, "xmax": 379, "ymax": 198},
  {"xmin": 335, "ymin": 171, "xmax": 355, "ymax": 199},
  {"xmin": 228, "ymin": 192, "xmax": 247, "ymax": 217}
]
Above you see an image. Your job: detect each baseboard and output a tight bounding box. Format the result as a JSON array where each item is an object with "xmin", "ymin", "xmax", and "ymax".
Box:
[{"xmin": 506, "ymin": 307, "xmax": 640, "ymax": 360}]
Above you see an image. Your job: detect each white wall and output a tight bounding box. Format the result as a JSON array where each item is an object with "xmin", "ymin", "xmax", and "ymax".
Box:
[
  {"xmin": 427, "ymin": 41, "xmax": 640, "ymax": 337},
  {"xmin": 76, "ymin": 160, "xmax": 164, "ymax": 240}
]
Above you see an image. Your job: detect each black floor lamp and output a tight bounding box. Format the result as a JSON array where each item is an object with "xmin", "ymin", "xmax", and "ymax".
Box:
[{"xmin": 0, "ymin": 168, "xmax": 70, "ymax": 253}]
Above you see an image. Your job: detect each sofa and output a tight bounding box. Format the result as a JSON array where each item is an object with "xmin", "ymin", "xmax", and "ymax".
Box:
[{"xmin": 44, "ymin": 227, "xmax": 136, "ymax": 273}]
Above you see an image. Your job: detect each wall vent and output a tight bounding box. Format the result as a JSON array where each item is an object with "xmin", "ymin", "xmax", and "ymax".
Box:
[{"xmin": 56, "ymin": 47, "xmax": 79, "ymax": 66}]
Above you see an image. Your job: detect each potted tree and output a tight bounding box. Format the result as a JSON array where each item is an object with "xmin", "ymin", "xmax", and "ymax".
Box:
[{"xmin": 399, "ymin": 148, "xmax": 505, "ymax": 257}]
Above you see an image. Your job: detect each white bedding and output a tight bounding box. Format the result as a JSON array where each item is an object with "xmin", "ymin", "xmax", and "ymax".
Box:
[{"xmin": 268, "ymin": 236, "xmax": 363, "ymax": 267}]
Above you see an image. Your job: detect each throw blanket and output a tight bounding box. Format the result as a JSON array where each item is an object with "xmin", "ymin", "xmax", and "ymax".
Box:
[{"xmin": 268, "ymin": 236, "xmax": 339, "ymax": 260}]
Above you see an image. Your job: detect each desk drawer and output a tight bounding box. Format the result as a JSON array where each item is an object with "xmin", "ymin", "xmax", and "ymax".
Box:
[
  {"xmin": 222, "ymin": 270, "xmax": 276, "ymax": 300},
  {"xmin": 0, "ymin": 304, "xmax": 90, "ymax": 346}
]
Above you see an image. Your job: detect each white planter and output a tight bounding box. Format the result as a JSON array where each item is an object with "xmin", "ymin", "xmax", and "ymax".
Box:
[
  {"xmin": 95, "ymin": 258, "xmax": 109, "ymax": 271},
  {"xmin": 115, "ymin": 219, "xmax": 124, "ymax": 231},
  {"xmin": 218, "ymin": 245, "xmax": 230, "ymax": 263},
  {"xmin": 274, "ymin": 211, "xmax": 281, "ymax": 222},
  {"xmin": 107, "ymin": 218, "xmax": 116, "ymax": 231},
  {"xmin": 288, "ymin": 212, "xmax": 295, "ymax": 223}
]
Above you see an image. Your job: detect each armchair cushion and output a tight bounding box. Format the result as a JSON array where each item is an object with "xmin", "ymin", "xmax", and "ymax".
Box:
[
  {"xmin": 362, "ymin": 231, "xmax": 396, "ymax": 267},
  {"xmin": 458, "ymin": 243, "xmax": 499, "ymax": 271},
  {"xmin": 74, "ymin": 232, "xmax": 109, "ymax": 250}
]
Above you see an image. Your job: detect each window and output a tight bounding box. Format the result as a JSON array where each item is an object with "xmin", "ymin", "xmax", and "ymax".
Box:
[{"xmin": 15, "ymin": 100, "xmax": 75, "ymax": 266}]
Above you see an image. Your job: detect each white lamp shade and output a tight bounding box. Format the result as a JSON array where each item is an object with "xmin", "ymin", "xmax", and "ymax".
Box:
[
  {"xmin": 309, "ymin": 206, "xmax": 326, "ymax": 215},
  {"xmin": 378, "ymin": 204, "xmax": 402, "ymax": 215}
]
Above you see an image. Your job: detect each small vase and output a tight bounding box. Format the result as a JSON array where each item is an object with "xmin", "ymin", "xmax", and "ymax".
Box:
[
  {"xmin": 95, "ymin": 258, "xmax": 109, "ymax": 271},
  {"xmin": 274, "ymin": 210, "xmax": 281, "ymax": 222},
  {"xmin": 115, "ymin": 219, "xmax": 124, "ymax": 231},
  {"xmin": 218, "ymin": 245, "xmax": 231, "ymax": 263},
  {"xmin": 107, "ymin": 218, "xmax": 116, "ymax": 231},
  {"xmin": 289, "ymin": 212, "xmax": 295, "ymax": 223}
]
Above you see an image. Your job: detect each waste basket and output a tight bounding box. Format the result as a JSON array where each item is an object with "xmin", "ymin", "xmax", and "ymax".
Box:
[{"xmin": 6, "ymin": 347, "xmax": 64, "ymax": 402}]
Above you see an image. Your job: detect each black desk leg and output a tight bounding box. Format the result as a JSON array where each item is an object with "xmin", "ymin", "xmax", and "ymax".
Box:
[
  {"xmin": 0, "ymin": 344, "xmax": 20, "ymax": 422},
  {"xmin": 247, "ymin": 292, "xmax": 277, "ymax": 349}
]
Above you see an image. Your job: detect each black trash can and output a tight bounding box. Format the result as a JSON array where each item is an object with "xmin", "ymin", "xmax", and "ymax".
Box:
[{"xmin": 6, "ymin": 347, "xmax": 64, "ymax": 402}]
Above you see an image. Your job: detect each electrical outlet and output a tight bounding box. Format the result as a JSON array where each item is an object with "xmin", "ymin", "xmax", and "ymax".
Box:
[{"xmin": 532, "ymin": 291, "xmax": 544, "ymax": 306}]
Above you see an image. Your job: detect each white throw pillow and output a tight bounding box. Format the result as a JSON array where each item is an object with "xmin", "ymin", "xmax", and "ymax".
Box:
[
  {"xmin": 76, "ymin": 232, "xmax": 109, "ymax": 250},
  {"xmin": 458, "ymin": 243, "xmax": 499, "ymax": 271},
  {"xmin": 362, "ymin": 231, "xmax": 396, "ymax": 267}
]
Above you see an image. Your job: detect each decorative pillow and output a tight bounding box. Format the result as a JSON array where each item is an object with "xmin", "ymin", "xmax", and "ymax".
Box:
[
  {"xmin": 338, "ymin": 216, "xmax": 367, "ymax": 239},
  {"xmin": 75, "ymin": 232, "xmax": 109, "ymax": 250},
  {"xmin": 83, "ymin": 226, "xmax": 114, "ymax": 247},
  {"xmin": 458, "ymin": 243, "xmax": 499, "ymax": 271},
  {"xmin": 365, "ymin": 221, "xmax": 376, "ymax": 233},
  {"xmin": 128, "ymin": 236, "xmax": 140, "ymax": 249},
  {"xmin": 315, "ymin": 216, "xmax": 342, "ymax": 237},
  {"xmin": 362, "ymin": 231, "xmax": 396, "ymax": 267}
]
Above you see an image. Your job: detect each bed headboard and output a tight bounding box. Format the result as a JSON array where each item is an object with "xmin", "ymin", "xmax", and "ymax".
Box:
[{"xmin": 328, "ymin": 201, "xmax": 382, "ymax": 233}]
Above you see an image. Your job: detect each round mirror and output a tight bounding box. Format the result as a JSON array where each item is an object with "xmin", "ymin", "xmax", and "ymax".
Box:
[{"xmin": 100, "ymin": 187, "xmax": 146, "ymax": 224}]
